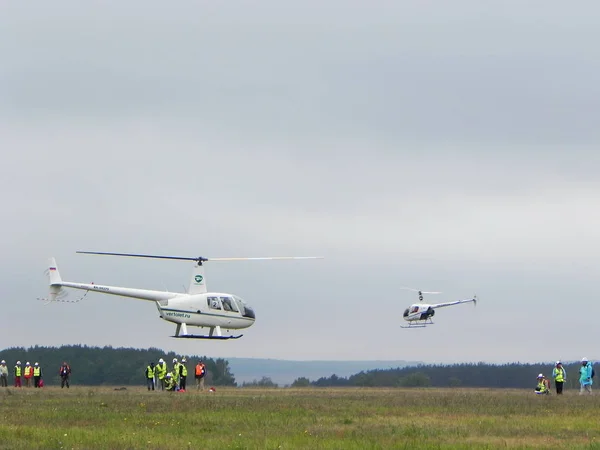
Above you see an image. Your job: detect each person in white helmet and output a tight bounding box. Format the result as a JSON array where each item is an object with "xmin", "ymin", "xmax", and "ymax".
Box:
[
  {"xmin": 23, "ymin": 362, "xmax": 33, "ymax": 388},
  {"xmin": 534, "ymin": 373, "xmax": 550, "ymax": 394},
  {"xmin": 0, "ymin": 360, "xmax": 8, "ymax": 387},
  {"xmin": 14, "ymin": 361, "xmax": 22, "ymax": 388},
  {"xmin": 172, "ymin": 358, "xmax": 181, "ymax": 388},
  {"xmin": 33, "ymin": 362, "xmax": 43, "ymax": 388},
  {"xmin": 552, "ymin": 361, "xmax": 566, "ymax": 395},
  {"xmin": 179, "ymin": 358, "xmax": 188, "ymax": 391},
  {"xmin": 155, "ymin": 358, "xmax": 167, "ymax": 390},
  {"xmin": 579, "ymin": 357, "xmax": 594, "ymax": 395},
  {"xmin": 165, "ymin": 372, "xmax": 177, "ymax": 391}
]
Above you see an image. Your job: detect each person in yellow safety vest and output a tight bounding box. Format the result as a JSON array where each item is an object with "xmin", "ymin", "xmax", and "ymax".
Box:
[
  {"xmin": 179, "ymin": 358, "xmax": 188, "ymax": 391},
  {"xmin": 23, "ymin": 362, "xmax": 33, "ymax": 388},
  {"xmin": 552, "ymin": 361, "xmax": 567, "ymax": 395},
  {"xmin": 155, "ymin": 358, "xmax": 167, "ymax": 390},
  {"xmin": 145, "ymin": 362, "xmax": 156, "ymax": 391},
  {"xmin": 172, "ymin": 358, "xmax": 181, "ymax": 387},
  {"xmin": 534, "ymin": 373, "xmax": 550, "ymax": 394},
  {"xmin": 195, "ymin": 360, "xmax": 206, "ymax": 390},
  {"xmin": 14, "ymin": 361, "xmax": 22, "ymax": 388},
  {"xmin": 33, "ymin": 362, "xmax": 43, "ymax": 388},
  {"xmin": 165, "ymin": 373, "xmax": 177, "ymax": 391}
]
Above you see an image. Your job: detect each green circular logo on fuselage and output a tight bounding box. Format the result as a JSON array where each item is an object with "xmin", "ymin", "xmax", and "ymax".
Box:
[{"xmin": 195, "ymin": 275, "xmax": 203, "ymax": 283}]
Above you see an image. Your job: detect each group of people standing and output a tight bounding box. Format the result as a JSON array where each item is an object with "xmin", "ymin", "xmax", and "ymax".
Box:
[
  {"xmin": 535, "ymin": 358, "xmax": 594, "ymax": 395},
  {"xmin": 0, "ymin": 360, "xmax": 44, "ymax": 388},
  {"xmin": 144, "ymin": 357, "xmax": 207, "ymax": 392},
  {"xmin": 0, "ymin": 360, "xmax": 72, "ymax": 389}
]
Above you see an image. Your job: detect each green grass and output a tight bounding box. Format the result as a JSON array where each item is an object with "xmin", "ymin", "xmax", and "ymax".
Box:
[{"xmin": 1, "ymin": 386, "xmax": 599, "ymax": 449}]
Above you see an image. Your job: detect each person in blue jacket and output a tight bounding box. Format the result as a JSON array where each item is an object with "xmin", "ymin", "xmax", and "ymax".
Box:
[{"xmin": 579, "ymin": 357, "xmax": 593, "ymax": 395}]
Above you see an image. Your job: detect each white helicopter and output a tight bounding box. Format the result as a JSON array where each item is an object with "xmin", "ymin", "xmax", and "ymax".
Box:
[
  {"xmin": 400, "ymin": 287, "xmax": 477, "ymax": 328},
  {"xmin": 41, "ymin": 251, "xmax": 322, "ymax": 340}
]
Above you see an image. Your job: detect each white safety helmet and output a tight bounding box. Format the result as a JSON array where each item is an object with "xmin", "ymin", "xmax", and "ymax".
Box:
[
  {"xmin": 166, "ymin": 373, "xmax": 172, "ymax": 378},
  {"xmin": 173, "ymin": 358, "xmax": 178, "ymax": 363},
  {"xmin": 182, "ymin": 358, "xmax": 186, "ymax": 363},
  {"xmin": 537, "ymin": 373, "xmax": 544, "ymax": 378},
  {"xmin": 16, "ymin": 361, "xmax": 21, "ymax": 365},
  {"xmin": 34, "ymin": 362, "xmax": 39, "ymax": 366},
  {"xmin": 159, "ymin": 358, "xmax": 164, "ymax": 363},
  {"xmin": 1, "ymin": 360, "xmax": 5, "ymax": 364},
  {"xmin": 26, "ymin": 362, "xmax": 30, "ymax": 366},
  {"xmin": 582, "ymin": 357, "xmax": 589, "ymax": 362}
]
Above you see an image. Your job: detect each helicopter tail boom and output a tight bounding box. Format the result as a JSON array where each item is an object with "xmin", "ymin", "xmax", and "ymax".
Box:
[{"xmin": 43, "ymin": 257, "xmax": 177, "ymax": 303}]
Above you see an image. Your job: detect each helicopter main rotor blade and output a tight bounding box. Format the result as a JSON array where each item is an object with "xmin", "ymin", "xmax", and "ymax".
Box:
[
  {"xmin": 399, "ymin": 286, "xmax": 442, "ymax": 294},
  {"xmin": 206, "ymin": 256, "xmax": 324, "ymax": 261},
  {"xmin": 76, "ymin": 251, "xmax": 198, "ymax": 261},
  {"xmin": 77, "ymin": 252, "xmax": 323, "ymax": 262}
]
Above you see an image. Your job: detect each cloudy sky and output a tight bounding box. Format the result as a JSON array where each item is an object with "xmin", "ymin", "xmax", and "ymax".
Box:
[{"xmin": 1, "ymin": 0, "xmax": 599, "ymax": 364}]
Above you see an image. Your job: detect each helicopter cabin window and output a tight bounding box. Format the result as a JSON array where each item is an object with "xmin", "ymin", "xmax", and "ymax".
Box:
[
  {"xmin": 220, "ymin": 296, "xmax": 238, "ymax": 312},
  {"xmin": 410, "ymin": 306, "xmax": 419, "ymax": 314},
  {"xmin": 207, "ymin": 297, "xmax": 221, "ymax": 310}
]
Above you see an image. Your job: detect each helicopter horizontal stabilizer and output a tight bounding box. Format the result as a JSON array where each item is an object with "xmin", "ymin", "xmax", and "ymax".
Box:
[{"xmin": 171, "ymin": 334, "xmax": 243, "ymax": 340}]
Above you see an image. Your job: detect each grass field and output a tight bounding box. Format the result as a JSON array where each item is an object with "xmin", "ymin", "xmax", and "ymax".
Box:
[{"xmin": 1, "ymin": 386, "xmax": 599, "ymax": 449}]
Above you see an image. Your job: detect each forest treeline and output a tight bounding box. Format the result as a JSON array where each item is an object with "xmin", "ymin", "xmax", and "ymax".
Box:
[
  {"xmin": 291, "ymin": 362, "xmax": 590, "ymax": 389},
  {"xmin": 0, "ymin": 345, "xmax": 236, "ymax": 386}
]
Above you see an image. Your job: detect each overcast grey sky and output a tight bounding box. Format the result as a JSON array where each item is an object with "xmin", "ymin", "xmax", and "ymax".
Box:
[{"xmin": 1, "ymin": 1, "xmax": 599, "ymax": 364}]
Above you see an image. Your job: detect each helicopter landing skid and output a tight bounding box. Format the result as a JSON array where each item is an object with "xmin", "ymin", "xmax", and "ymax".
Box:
[
  {"xmin": 171, "ymin": 334, "xmax": 243, "ymax": 340},
  {"xmin": 400, "ymin": 320, "xmax": 433, "ymax": 329}
]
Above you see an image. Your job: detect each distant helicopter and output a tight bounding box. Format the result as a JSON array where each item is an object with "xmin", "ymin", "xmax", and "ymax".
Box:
[
  {"xmin": 40, "ymin": 251, "xmax": 322, "ymax": 340},
  {"xmin": 400, "ymin": 287, "xmax": 477, "ymax": 328}
]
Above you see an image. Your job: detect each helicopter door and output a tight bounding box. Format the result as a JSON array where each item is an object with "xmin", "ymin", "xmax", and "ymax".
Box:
[
  {"xmin": 207, "ymin": 296, "xmax": 222, "ymax": 310},
  {"xmin": 220, "ymin": 296, "xmax": 239, "ymax": 313}
]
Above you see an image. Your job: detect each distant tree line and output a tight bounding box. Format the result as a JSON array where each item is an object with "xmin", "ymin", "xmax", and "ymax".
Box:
[
  {"xmin": 0, "ymin": 345, "xmax": 236, "ymax": 386},
  {"xmin": 292, "ymin": 362, "xmax": 589, "ymax": 389},
  {"xmin": 241, "ymin": 376, "xmax": 278, "ymax": 388}
]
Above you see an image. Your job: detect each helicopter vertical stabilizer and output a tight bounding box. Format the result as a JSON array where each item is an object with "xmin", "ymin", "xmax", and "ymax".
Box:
[
  {"xmin": 43, "ymin": 257, "xmax": 65, "ymax": 303},
  {"xmin": 48, "ymin": 257, "xmax": 62, "ymax": 285},
  {"xmin": 187, "ymin": 262, "xmax": 207, "ymax": 294}
]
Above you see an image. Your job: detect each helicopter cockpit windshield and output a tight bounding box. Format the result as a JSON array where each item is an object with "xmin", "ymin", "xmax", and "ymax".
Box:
[
  {"xmin": 233, "ymin": 295, "xmax": 255, "ymax": 319},
  {"xmin": 220, "ymin": 296, "xmax": 239, "ymax": 312}
]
